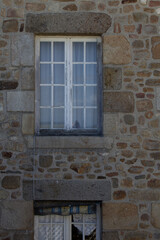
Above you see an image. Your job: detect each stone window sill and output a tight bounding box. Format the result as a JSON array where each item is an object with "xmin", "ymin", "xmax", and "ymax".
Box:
[{"xmin": 27, "ymin": 136, "xmax": 113, "ymax": 150}]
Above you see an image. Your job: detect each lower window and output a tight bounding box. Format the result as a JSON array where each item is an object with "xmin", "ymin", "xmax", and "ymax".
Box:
[{"xmin": 34, "ymin": 202, "xmax": 101, "ymax": 240}]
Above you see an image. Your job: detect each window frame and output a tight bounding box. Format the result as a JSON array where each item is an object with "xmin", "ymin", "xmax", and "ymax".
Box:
[
  {"xmin": 35, "ymin": 36, "xmax": 103, "ymax": 136},
  {"xmin": 34, "ymin": 202, "xmax": 101, "ymax": 240}
]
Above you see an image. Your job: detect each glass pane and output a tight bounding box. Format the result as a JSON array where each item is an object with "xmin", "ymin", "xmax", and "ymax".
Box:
[
  {"xmin": 53, "ymin": 108, "xmax": 64, "ymax": 129},
  {"xmin": 86, "ymin": 42, "xmax": 97, "ymax": 62},
  {"xmin": 86, "ymin": 87, "xmax": 97, "ymax": 106},
  {"xmin": 38, "ymin": 224, "xmax": 51, "ymax": 240},
  {"xmin": 40, "ymin": 42, "xmax": 51, "ymax": 62},
  {"xmin": 86, "ymin": 109, "xmax": 97, "ymax": 129},
  {"xmin": 40, "ymin": 64, "xmax": 51, "ymax": 84},
  {"xmin": 52, "ymin": 215, "xmax": 64, "ymax": 223},
  {"xmin": 84, "ymin": 214, "xmax": 96, "ymax": 223},
  {"xmin": 86, "ymin": 64, "xmax": 97, "ymax": 84},
  {"xmin": 54, "ymin": 64, "xmax": 65, "ymax": 84},
  {"xmin": 53, "ymin": 42, "xmax": 65, "ymax": 62},
  {"xmin": 72, "ymin": 224, "xmax": 83, "ymax": 240},
  {"xmin": 72, "ymin": 109, "xmax": 84, "ymax": 129},
  {"xmin": 40, "ymin": 86, "xmax": 51, "ymax": 106},
  {"xmin": 73, "ymin": 87, "xmax": 84, "ymax": 107},
  {"xmin": 39, "ymin": 215, "xmax": 51, "ymax": 223},
  {"xmin": 73, "ymin": 64, "xmax": 84, "ymax": 84},
  {"xmin": 73, "ymin": 42, "xmax": 84, "ymax": 62},
  {"xmin": 72, "ymin": 214, "xmax": 83, "ymax": 223},
  {"xmin": 85, "ymin": 224, "xmax": 96, "ymax": 240},
  {"xmin": 52, "ymin": 224, "xmax": 64, "ymax": 240},
  {"xmin": 40, "ymin": 108, "xmax": 51, "ymax": 129},
  {"xmin": 54, "ymin": 86, "xmax": 64, "ymax": 107}
]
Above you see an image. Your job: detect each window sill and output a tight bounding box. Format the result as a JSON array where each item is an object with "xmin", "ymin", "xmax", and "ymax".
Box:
[{"xmin": 27, "ymin": 135, "xmax": 113, "ymax": 150}]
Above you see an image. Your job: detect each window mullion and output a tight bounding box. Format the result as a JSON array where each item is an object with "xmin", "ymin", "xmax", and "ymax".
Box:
[
  {"xmin": 68, "ymin": 38, "xmax": 72, "ymax": 130},
  {"xmin": 51, "ymin": 41, "xmax": 53, "ymax": 129}
]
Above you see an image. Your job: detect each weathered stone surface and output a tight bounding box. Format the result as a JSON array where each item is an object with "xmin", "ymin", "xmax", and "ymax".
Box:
[
  {"xmin": 136, "ymin": 99, "xmax": 153, "ymax": 112},
  {"xmin": 103, "ymin": 203, "xmax": 138, "ymax": 230},
  {"xmin": 124, "ymin": 232, "xmax": 148, "ymax": 240},
  {"xmin": 124, "ymin": 114, "xmax": 134, "ymax": 125},
  {"xmin": 2, "ymin": 176, "xmax": 20, "ymax": 189},
  {"xmin": 152, "ymin": 203, "xmax": 160, "ymax": 228},
  {"xmin": 63, "ymin": 4, "xmax": 77, "ymax": 11},
  {"xmin": 103, "ymin": 67, "xmax": 122, "ymax": 90},
  {"xmin": 0, "ymin": 81, "xmax": 18, "ymax": 90},
  {"xmin": 103, "ymin": 231, "xmax": 120, "ymax": 240},
  {"xmin": 79, "ymin": 1, "xmax": 96, "ymax": 10},
  {"xmin": 103, "ymin": 113, "xmax": 118, "ymax": 136},
  {"xmin": 2, "ymin": 20, "xmax": 18, "ymax": 32},
  {"xmin": 34, "ymin": 136, "xmax": 113, "ymax": 149},
  {"xmin": 0, "ymin": 40, "xmax": 7, "ymax": 48},
  {"xmin": 23, "ymin": 180, "xmax": 33, "ymax": 201},
  {"xmin": 128, "ymin": 189, "xmax": 160, "ymax": 201},
  {"xmin": 7, "ymin": 91, "xmax": 34, "ymax": 112},
  {"xmin": 39, "ymin": 155, "xmax": 53, "ymax": 168},
  {"xmin": 150, "ymin": 152, "xmax": 160, "ymax": 160},
  {"xmin": 26, "ymin": 13, "xmax": 111, "ymax": 34},
  {"xmin": 26, "ymin": 3, "xmax": 45, "ymax": 11},
  {"xmin": 143, "ymin": 139, "xmax": 160, "ymax": 150},
  {"xmin": 34, "ymin": 180, "xmax": 111, "ymax": 200},
  {"xmin": 11, "ymin": 33, "xmax": 34, "ymax": 66},
  {"xmin": 104, "ymin": 92, "xmax": 134, "ymax": 113},
  {"xmin": 7, "ymin": 8, "xmax": 24, "ymax": 18},
  {"xmin": 103, "ymin": 35, "xmax": 131, "ymax": 64},
  {"xmin": 0, "ymin": 201, "xmax": 33, "ymax": 230},
  {"xmin": 21, "ymin": 67, "xmax": 34, "ymax": 90},
  {"xmin": 152, "ymin": 37, "xmax": 160, "ymax": 59},
  {"xmin": 148, "ymin": 179, "xmax": 160, "ymax": 188},
  {"xmin": 22, "ymin": 113, "xmax": 34, "ymax": 134},
  {"xmin": 113, "ymin": 190, "xmax": 126, "ymax": 200},
  {"xmin": 0, "ymin": 190, "xmax": 9, "ymax": 200},
  {"xmin": 146, "ymin": 79, "xmax": 160, "ymax": 86},
  {"xmin": 133, "ymin": 12, "xmax": 148, "ymax": 23},
  {"xmin": 70, "ymin": 163, "xmax": 91, "ymax": 174},
  {"xmin": 132, "ymin": 40, "xmax": 144, "ymax": 48},
  {"xmin": 13, "ymin": 233, "xmax": 34, "ymax": 240}
]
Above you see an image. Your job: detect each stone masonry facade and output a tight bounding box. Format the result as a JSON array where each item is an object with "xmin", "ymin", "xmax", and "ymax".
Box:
[{"xmin": 1, "ymin": 0, "xmax": 160, "ymax": 239}]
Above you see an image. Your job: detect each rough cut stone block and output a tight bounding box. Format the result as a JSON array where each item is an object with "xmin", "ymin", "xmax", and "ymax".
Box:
[
  {"xmin": 22, "ymin": 113, "xmax": 34, "ymax": 134},
  {"xmin": 103, "ymin": 113, "xmax": 118, "ymax": 135},
  {"xmin": 11, "ymin": 33, "xmax": 34, "ymax": 66},
  {"xmin": 152, "ymin": 203, "xmax": 160, "ymax": 228},
  {"xmin": 34, "ymin": 136, "xmax": 113, "ymax": 149},
  {"xmin": 2, "ymin": 20, "xmax": 18, "ymax": 32},
  {"xmin": 2, "ymin": 176, "xmax": 20, "ymax": 189},
  {"xmin": 26, "ymin": 13, "xmax": 111, "ymax": 34},
  {"xmin": 21, "ymin": 67, "xmax": 35, "ymax": 90},
  {"xmin": 103, "ymin": 203, "xmax": 138, "ymax": 230},
  {"xmin": 103, "ymin": 67, "xmax": 122, "ymax": 90},
  {"xmin": 23, "ymin": 180, "xmax": 33, "ymax": 201},
  {"xmin": 7, "ymin": 91, "xmax": 34, "ymax": 112},
  {"xmin": 103, "ymin": 35, "xmax": 131, "ymax": 65},
  {"xmin": 34, "ymin": 180, "xmax": 111, "ymax": 201},
  {"xmin": 104, "ymin": 92, "xmax": 134, "ymax": 113},
  {"xmin": 0, "ymin": 200, "xmax": 33, "ymax": 230},
  {"xmin": 103, "ymin": 231, "xmax": 120, "ymax": 240},
  {"xmin": 156, "ymin": 87, "xmax": 160, "ymax": 110},
  {"xmin": 128, "ymin": 189, "xmax": 160, "ymax": 201},
  {"xmin": 13, "ymin": 233, "xmax": 34, "ymax": 240},
  {"xmin": 0, "ymin": 81, "xmax": 18, "ymax": 90}
]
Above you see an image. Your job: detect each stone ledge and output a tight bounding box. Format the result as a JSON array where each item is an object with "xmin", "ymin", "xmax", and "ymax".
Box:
[
  {"xmin": 23, "ymin": 180, "xmax": 111, "ymax": 201},
  {"xmin": 28, "ymin": 136, "xmax": 113, "ymax": 149},
  {"xmin": 26, "ymin": 13, "xmax": 111, "ymax": 34}
]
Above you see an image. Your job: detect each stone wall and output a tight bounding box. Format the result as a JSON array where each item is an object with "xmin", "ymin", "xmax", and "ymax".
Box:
[{"xmin": 1, "ymin": 0, "xmax": 160, "ymax": 239}]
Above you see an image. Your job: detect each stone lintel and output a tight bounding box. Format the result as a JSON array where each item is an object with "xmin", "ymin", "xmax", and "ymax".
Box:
[
  {"xmin": 23, "ymin": 180, "xmax": 111, "ymax": 201},
  {"xmin": 26, "ymin": 13, "xmax": 111, "ymax": 34}
]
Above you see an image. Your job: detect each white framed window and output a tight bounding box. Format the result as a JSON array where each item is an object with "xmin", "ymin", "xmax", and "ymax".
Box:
[
  {"xmin": 35, "ymin": 36, "xmax": 102, "ymax": 135},
  {"xmin": 34, "ymin": 203, "xmax": 101, "ymax": 240}
]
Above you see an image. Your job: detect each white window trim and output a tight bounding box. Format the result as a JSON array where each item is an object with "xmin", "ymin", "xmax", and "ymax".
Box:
[{"xmin": 35, "ymin": 36, "xmax": 102, "ymax": 136}]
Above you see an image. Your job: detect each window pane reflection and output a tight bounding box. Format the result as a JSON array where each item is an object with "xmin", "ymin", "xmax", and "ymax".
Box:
[{"xmin": 40, "ymin": 42, "xmax": 51, "ymax": 62}]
